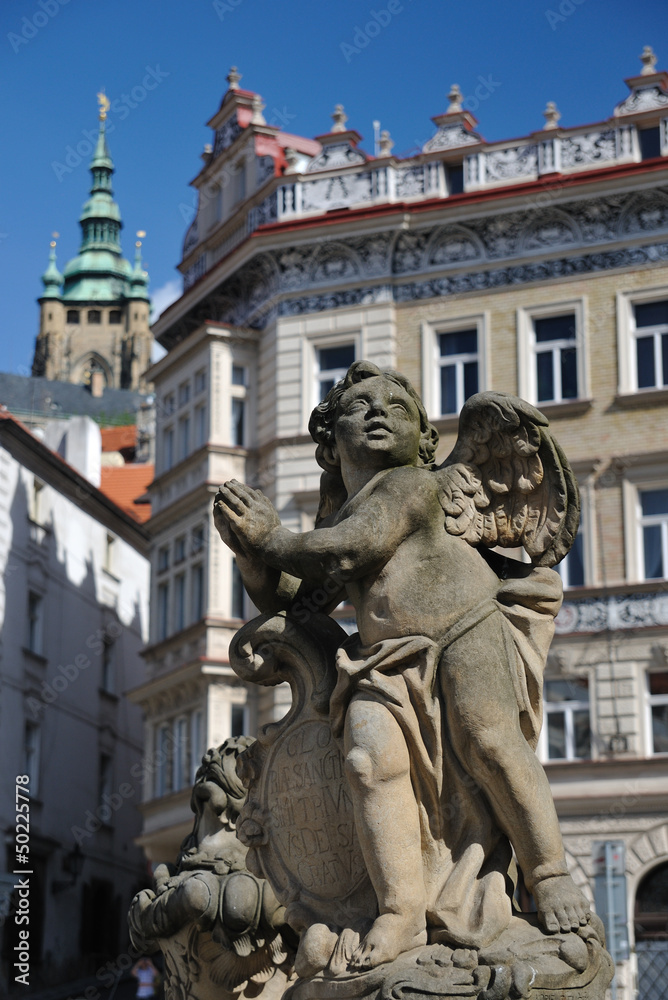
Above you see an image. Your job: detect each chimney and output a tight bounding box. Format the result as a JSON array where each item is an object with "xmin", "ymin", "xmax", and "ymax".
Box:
[{"xmin": 90, "ymin": 371, "xmax": 104, "ymax": 398}]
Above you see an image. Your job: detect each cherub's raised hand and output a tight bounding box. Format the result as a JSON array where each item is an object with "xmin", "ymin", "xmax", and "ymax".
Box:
[{"xmin": 213, "ymin": 480, "xmax": 282, "ymax": 553}]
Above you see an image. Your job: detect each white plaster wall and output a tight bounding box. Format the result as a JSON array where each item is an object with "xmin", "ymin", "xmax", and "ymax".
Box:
[{"xmin": 0, "ymin": 441, "xmax": 149, "ymax": 987}]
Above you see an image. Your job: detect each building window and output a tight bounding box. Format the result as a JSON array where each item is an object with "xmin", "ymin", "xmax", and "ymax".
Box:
[
  {"xmin": 231, "ymin": 703, "xmax": 247, "ymax": 738},
  {"xmin": 66, "ymin": 309, "xmax": 80, "ymax": 323},
  {"xmin": 437, "ymin": 328, "xmax": 479, "ymax": 415},
  {"xmin": 639, "ymin": 487, "xmax": 668, "ymax": 579},
  {"xmin": 533, "ymin": 314, "xmax": 578, "ymax": 404},
  {"xmin": 157, "ymin": 582, "xmax": 170, "ymax": 641},
  {"xmin": 24, "ymin": 723, "xmax": 40, "ymax": 796},
  {"xmin": 194, "ymin": 369, "xmax": 207, "ymax": 394},
  {"xmin": 98, "ymin": 753, "xmax": 113, "ymax": 810},
  {"xmin": 174, "ymin": 536, "xmax": 186, "ymax": 564},
  {"xmin": 231, "ymin": 558, "xmax": 244, "ymax": 619},
  {"xmin": 639, "ymin": 126, "xmax": 661, "ymax": 161},
  {"xmin": 155, "ymin": 724, "xmax": 172, "ymax": 797},
  {"xmin": 233, "ymin": 161, "xmax": 246, "ymax": 204},
  {"xmin": 518, "ymin": 303, "xmax": 585, "ymax": 406},
  {"xmin": 173, "ymin": 717, "xmax": 189, "ymax": 791},
  {"xmin": 558, "ymin": 529, "xmax": 585, "ymax": 589},
  {"xmin": 232, "ymin": 364, "xmax": 247, "ymax": 387},
  {"xmin": 191, "ymin": 710, "xmax": 203, "ymax": 781},
  {"xmin": 101, "ymin": 638, "xmax": 115, "ymax": 693},
  {"xmin": 30, "ymin": 477, "xmax": 44, "ymax": 524},
  {"xmin": 191, "ymin": 563, "xmax": 204, "ymax": 622},
  {"xmin": 109, "ymin": 310, "xmax": 122, "ymax": 324},
  {"xmin": 541, "ymin": 677, "xmax": 591, "ymax": 761},
  {"xmin": 104, "ymin": 533, "xmax": 115, "ymax": 574},
  {"xmin": 88, "ymin": 310, "xmax": 102, "ymax": 324},
  {"xmin": 191, "ymin": 525, "xmax": 205, "ymax": 555},
  {"xmin": 178, "ymin": 381, "xmax": 191, "ymax": 407},
  {"xmin": 27, "ymin": 592, "xmax": 43, "ymax": 655},
  {"xmin": 157, "ymin": 545, "xmax": 170, "ymax": 574},
  {"xmin": 163, "ymin": 392, "xmax": 176, "ymax": 416},
  {"xmin": 174, "ymin": 573, "xmax": 186, "ymax": 632},
  {"xmin": 316, "ymin": 344, "xmax": 355, "ymax": 401},
  {"xmin": 163, "ymin": 426, "xmax": 174, "ymax": 471},
  {"xmin": 178, "ymin": 414, "xmax": 190, "ymax": 460},
  {"xmin": 194, "ymin": 404, "xmax": 207, "ymax": 447},
  {"xmin": 633, "ymin": 299, "xmax": 668, "ymax": 390},
  {"xmin": 647, "ymin": 671, "xmax": 668, "ymax": 754},
  {"xmin": 446, "ymin": 163, "xmax": 465, "ymax": 195},
  {"xmin": 232, "ymin": 398, "xmax": 245, "ymax": 447}
]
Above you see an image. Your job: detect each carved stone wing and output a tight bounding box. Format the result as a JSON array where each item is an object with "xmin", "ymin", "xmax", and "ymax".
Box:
[{"xmin": 436, "ymin": 392, "xmax": 580, "ymax": 567}]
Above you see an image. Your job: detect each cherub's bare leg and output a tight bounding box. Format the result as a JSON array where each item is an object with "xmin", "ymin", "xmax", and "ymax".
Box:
[
  {"xmin": 442, "ymin": 617, "xmax": 590, "ymax": 935},
  {"xmin": 344, "ymin": 695, "xmax": 427, "ymax": 970}
]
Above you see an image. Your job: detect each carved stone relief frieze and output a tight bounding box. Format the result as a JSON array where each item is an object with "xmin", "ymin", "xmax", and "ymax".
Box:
[
  {"xmin": 305, "ymin": 142, "xmax": 366, "ymax": 173},
  {"xmin": 615, "ymin": 85, "xmax": 668, "ymax": 116},
  {"xmin": 422, "ymin": 123, "xmax": 481, "ymax": 153},
  {"xmin": 213, "ymin": 117, "xmax": 244, "ymax": 158},
  {"xmin": 560, "ymin": 131, "xmax": 617, "ymax": 169},
  {"xmin": 522, "ymin": 212, "xmax": 580, "ymax": 252},
  {"xmin": 395, "ymin": 165, "xmax": 425, "ymax": 198},
  {"xmin": 484, "ymin": 144, "xmax": 538, "ymax": 182}
]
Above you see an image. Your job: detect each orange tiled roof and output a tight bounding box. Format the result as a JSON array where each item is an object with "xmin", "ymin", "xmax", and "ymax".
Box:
[
  {"xmin": 101, "ymin": 425, "xmax": 137, "ymax": 453},
  {"xmin": 99, "ymin": 464, "xmax": 153, "ymax": 523}
]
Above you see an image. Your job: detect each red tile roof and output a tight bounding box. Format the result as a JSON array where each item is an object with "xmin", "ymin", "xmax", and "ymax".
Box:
[
  {"xmin": 101, "ymin": 425, "xmax": 137, "ymax": 453},
  {"xmin": 99, "ymin": 464, "xmax": 154, "ymax": 523}
]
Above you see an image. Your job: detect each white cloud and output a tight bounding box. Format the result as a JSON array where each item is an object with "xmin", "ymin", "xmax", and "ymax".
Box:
[
  {"xmin": 150, "ymin": 278, "xmax": 181, "ymax": 323},
  {"xmin": 149, "ymin": 279, "xmax": 181, "ymax": 362}
]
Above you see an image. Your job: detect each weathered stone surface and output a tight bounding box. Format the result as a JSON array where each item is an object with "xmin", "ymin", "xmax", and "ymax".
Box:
[
  {"xmin": 214, "ymin": 361, "xmax": 614, "ymax": 998},
  {"xmin": 128, "ymin": 738, "xmax": 295, "ymax": 1000}
]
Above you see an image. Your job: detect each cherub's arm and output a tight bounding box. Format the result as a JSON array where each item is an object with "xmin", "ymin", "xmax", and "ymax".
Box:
[
  {"xmin": 214, "ymin": 487, "xmax": 302, "ymax": 613},
  {"xmin": 216, "ymin": 475, "xmax": 422, "ymax": 588}
]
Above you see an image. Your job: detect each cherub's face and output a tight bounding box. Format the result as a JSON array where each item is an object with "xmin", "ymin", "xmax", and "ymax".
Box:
[{"xmin": 333, "ymin": 377, "xmax": 422, "ymax": 472}]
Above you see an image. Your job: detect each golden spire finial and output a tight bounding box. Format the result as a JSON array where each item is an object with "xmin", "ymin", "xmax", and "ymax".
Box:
[
  {"xmin": 136, "ymin": 229, "xmax": 146, "ymax": 248},
  {"xmin": 97, "ymin": 91, "xmax": 110, "ymax": 121},
  {"xmin": 50, "ymin": 231, "xmax": 59, "ymax": 249}
]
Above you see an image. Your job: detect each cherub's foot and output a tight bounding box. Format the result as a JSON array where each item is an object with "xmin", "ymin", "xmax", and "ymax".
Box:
[
  {"xmin": 349, "ymin": 913, "xmax": 427, "ymax": 971},
  {"xmin": 533, "ymin": 874, "xmax": 590, "ymax": 934},
  {"xmin": 295, "ymin": 923, "xmax": 338, "ymax": 978}
]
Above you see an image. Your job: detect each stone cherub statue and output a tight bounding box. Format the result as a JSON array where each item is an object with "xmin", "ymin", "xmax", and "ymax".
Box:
[
  {"xmin": 213, "ymin": 361, "xmax": 612, "ymax": 999},
  {"xmin": 128, "ymin": 738, "xmax": 295, "ymax": 1000}
]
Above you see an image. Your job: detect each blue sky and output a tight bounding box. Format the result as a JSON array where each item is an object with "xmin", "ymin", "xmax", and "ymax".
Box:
[{"xmin": 1, "ymin": 0, "xmax": 667, "ymax": 376}]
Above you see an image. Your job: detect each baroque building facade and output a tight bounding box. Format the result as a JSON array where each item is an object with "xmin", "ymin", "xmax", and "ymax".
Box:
[
  {"xmin": 0, "ymin": 412, "xmax": 150, "ymax": 992},
  {"xmin": 32, "ymin": 105, "xmax": 152, "ymax": 393},
  {"xmin": 134, "ymin": 55, "xmax": 668, "ymax": 999}
]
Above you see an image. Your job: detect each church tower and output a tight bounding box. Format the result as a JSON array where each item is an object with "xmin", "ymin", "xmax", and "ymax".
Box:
[{"xmin": 32, "ymin": 95, "xmax": 152, "ymax": 392}]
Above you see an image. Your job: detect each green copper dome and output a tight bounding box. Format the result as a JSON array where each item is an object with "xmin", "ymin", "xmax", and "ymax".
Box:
[
  {"xmin": 45, "ymin": 116, "xmax": 150, "ymax": 304},
  {"xmin": 40, "ymin": 246, "xmax": 63, "ymax": 299}
]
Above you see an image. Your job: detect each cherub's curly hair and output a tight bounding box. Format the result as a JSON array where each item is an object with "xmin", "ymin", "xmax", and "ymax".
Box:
[{"xmin": 308, "ymin": 361, "xmax": 439, "ymax": 522}]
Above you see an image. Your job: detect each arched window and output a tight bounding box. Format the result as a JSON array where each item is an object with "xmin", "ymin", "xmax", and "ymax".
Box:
[
  {"xmin": 636, "ymin": 861, "xmax": 668, "ymax": 940},
  {"xmin": 109, "ymin": 310, "xmax": 122, "ymax": 324},
  {"xmin": 88, "ymin": 309, "xmax": 101, "ymax": 324},
  {"xmin": 80, "ymin": 356, "xmax": 108, "ymax": 388},
  {"xmin": 635, "ymin": 861, "xmax": 668, "ymax": 999},
  {"xmin": 66, "ymin": 309, "xmax": 80, "ymax": 324}
]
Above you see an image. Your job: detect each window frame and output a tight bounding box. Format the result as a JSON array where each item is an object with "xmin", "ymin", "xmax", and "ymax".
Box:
[
  {"xmin": 622, "ymin": 464, "xmax": 668, "ymax": 582},
  {"xmin": 645, "ymin": 670, "xmax": 668, "ymax": 756},
  {"xmin": 616, "ymin": 287, "xmax": 668, "ymax": 396},
  {"xmin": 517, "ymin": 299, "xmax": 588, "ymax": 407},
  {"xmin": 27, "ymin": 591, "xmax": 44, "ymax": 655},
  {"xmin": 24, "ymin": 722, "xmax": 41, "ymax": 796},
  {"xmin": 637, "ymin": 485, "xmax": 668, "ymax": 581},
  {"xmin": 537, "ymin": 673, "xmax": 593, "ymax": 763},
  {"xmin": 421, "ymin": 313, "xmax": 489, "ymax": 420}
]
